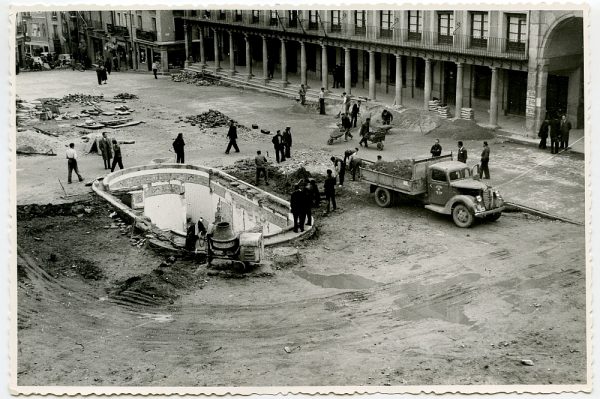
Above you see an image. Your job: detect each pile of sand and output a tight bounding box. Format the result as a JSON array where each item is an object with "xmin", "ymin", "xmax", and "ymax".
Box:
[
  {"xmin": 428, "ymin": 118, "xmax": 496, "ymax": 141},
  {"xmin": 16, "ymin": 130, "xmax": 64, "ymax": 155}
]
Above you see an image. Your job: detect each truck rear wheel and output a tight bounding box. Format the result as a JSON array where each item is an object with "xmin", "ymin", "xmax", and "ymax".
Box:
[
  {"xmin": 374, "ymin": 187, "xmax": 392, "ymax": 207},
  {"xmin": 452, "ymin": 203, "xmax": 474, "ymax": 228}
]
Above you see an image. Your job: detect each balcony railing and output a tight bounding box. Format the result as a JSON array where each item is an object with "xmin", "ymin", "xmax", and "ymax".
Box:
[
  {"xmin": 136, "ymin": 28, "xmax": 157, "ymax": 42},
  {"xmin": 107, "ymin": 24, "xmax": 130, "ymax": 37},
  {"xmin": 184, "ymin": 16, "xmax": 528, "ymax": 59}
]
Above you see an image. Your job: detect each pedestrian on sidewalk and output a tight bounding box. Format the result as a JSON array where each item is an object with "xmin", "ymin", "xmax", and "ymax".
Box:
[
  {"xmin": 173, "ymin": 133, "xmax": 185, "ymax": 163},
  {"xmin": 255, "ymin": 150, "xmax": 269, "ymax": 186},
  {"xmin": 152, "ymin": 60, "xmax": 160, "ymax": 79},
  {"xmin": 350, "ymin": 101, "xmax": 360, "ymax": 128},
  {"xmin": 66, "ymin": 143, "xmax": 84, "ymax": 184},
  {"xmin": 549, "ymin": 116, "xmax": 561, "ymax": 154},
  {"xmin": 430, "ymin": 139, "xmax": 442, "ymax": 157},
  {"xmin": 290, "ymin": 184, "xmax": 306, "ymax": 233},
  {"xmin": 538, "ymin": 117, "xmax": 549, "ymax": 149},
  {"xmin": 457, "ymin": 141, "xmax": 468, "ymax": 163},
  {"xmin": 359, "ymin": 118, "xmax": 371, "ymax": 148},
  {"xmin": 331, "ymin": 156, "xmax": 346, "ymax": 186},
  {"xmin": 225, "ymin": 120, "xmax": 240, "ymax": 154},
  {"xmin": 282, "ymin": 127, "xmax": 293, "ymax": 158},
  {"xmin": 298, "ymin": 84, "xmax": 306, "ymax": 105},
  {"xmin": 98, "ymin": 132, "xmax": 113, "ymax": 169},
  {"xmin": 324, "ymin": 169, "xmax": 337, "ymax": 213},
  {"xmin": 111, "ymin": 139, "xmax": 124, "ymax": 172},
  {"xmin": 560, "ymin": 114, "xmax": 572, "ymax": 149},
  {"xmin": 479, "ymin": 141, "xmax": 490, "ymax": 179},
  {"xmin": 319, "ymin": 88, "xmax": 326, "ymax": 115},
  {"xmin": 272, "ymin": 130, "xmax": 286, "ymax": 163}
]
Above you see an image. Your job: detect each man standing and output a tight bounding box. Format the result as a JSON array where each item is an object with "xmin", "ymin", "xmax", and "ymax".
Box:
[
  {"xmin": 538, "ymin": 117, "xmax": 549, "ymax": 149},
  {"xmin": 298, "ymin": 84, "xmax": 306, "ymax": 105},
  {"xmin": 430, "ymin": 139, "xmax": 442, "ymax": 157},
  {"xmin": 282, "ymin": 127, "xmax": 293, "ymax": 158},
  {"xmin": 98, "ymin": 132, "xmax": 113, "ymax": 169},
  {"xmin": 549, "ymin": 116, "xmax": 561, "ymax": 154},
  {"xmin": 345, "ymin": 147, "xmax": 361, "ymax": 181},
  {"xmin": 479, "ymin": 141, "xmax": 490, "ymax": 179},
  {"xmin": 152, "ymin": 60, "xmax": 159, "ymax": 79},
  {"xmin": 342, "ymin": 92, "xmax": 351, "ymax": 115},
  {"xmin": 560, "ymin": 114, "xmax": 572, "ymax": 149},
  {"xmin": 319, "ymin": 88, "xmax": 326, "ymax": 115},
  {"xmin": 66, "ymin": 143, "xmax": 84, "ymax": 184},
  {"xmin": 255, "ymin": 150, "xmax": 269, "ymax": 186},
  {"xmin": 350, "ymin": 101, "xmax": 360, "ymax": 128},
  {"xmin": 323, "ymin": 169, "xmax": 337, "ymax": 213},
  {"xmin": 173, "ymin": 133, "xmax": 185, "ymax": 163},
  {"xmin": 272, "ymin": 130, "xmax": 286, "ymax": 163},
  {"xmin": 225, "ymin": 120, "xmax": 240, "ymax": 154},
  {"xmin": 185, "ymin": 218, "xmax": 198, "ymax": 251},
  {"xmin": 331, "ymin": 156, "xmax": 346, "ymax": 186},
  {"xmin": 359, "ymin": 117, "xmax": 371, "ymax": 148},
  {"xmin": 290, "ymin": 184, "xmax": 306, "ymax": 233},
  {"xmin": 111, "ymin": 139, "xmax": 124, "ymax": 172},
  {"xmin": 341, "ymin": 113, "xmax": 352, "ymax": 141},
  {"xmin": 457, "ymin": 141, "xmax": 468, "ymax": 163}
]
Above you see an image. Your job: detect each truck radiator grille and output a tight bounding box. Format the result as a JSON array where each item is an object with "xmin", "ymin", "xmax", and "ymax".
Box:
[{"xmin": 482, "ymin": 190, "xmax": 495, "ymax": 210}]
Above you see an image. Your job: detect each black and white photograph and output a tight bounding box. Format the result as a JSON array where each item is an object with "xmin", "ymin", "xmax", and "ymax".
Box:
[{"xmin": 8, "ymin": 4, "xmax": 592, "ymax": 395}]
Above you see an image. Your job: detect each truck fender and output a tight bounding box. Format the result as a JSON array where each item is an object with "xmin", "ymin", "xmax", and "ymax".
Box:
[{"xmin": 445, "ymin": 195, "xmax": 476, "ymax": 214}]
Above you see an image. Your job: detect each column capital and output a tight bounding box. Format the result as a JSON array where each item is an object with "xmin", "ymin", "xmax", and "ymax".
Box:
[
  {"xmin": 456, "ymin": 61, "xmax": 463, "ymax": 68},
  {"xmin": 490, "ymin": 66, "xmax": 498, "ymax": 72},
  {"xmin": 280, "ymin": 38, "xmax": 286, "ymax": 43},
  {"xmin": 244, "ymin": 33, "xmax": 250, "ymax": 40},
  {"xmin": 300, "ymin": 41, "xmax": 305, "ymax": 47},
  {"xmin": 424, "ymin": 57, "xmax": 431, "ymax": 63},
  {"xmin": 395, "ymin": 53, "xmax": 401, "ymax": 59},
  {"xmin": 321, "ymin": 42, "xmax": 327, "ymax": 49}
]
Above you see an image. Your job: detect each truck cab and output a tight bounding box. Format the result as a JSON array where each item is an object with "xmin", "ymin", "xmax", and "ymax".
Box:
[{"xmin": 424, "ymin": 161, "xmax": 504, "ymax": 227}]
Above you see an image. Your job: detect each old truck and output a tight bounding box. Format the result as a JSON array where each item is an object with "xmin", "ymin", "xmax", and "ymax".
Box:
[{"xmin": 360, "ymin": 154, "xmax": 505, "ymax": 227}]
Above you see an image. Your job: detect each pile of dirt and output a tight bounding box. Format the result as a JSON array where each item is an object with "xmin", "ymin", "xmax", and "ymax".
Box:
[
  {"xmin": 428, "ymin": 118, "xmax": 496, "ymax": 140},
  {"xmin": 183, "ymin": 109, "xmax": 250, "ymax": 131},
  {"xmin": 171, "ymin": 70, "xmax": 222, "ymax": 86},
  {"xmin": 17, "ymin": 200, "xmax": 96, "ymax": 220},
  {"xmin": 368, "ymin": 159, "xmax": 414, "ymax": 179},
  {"xmin": 16, "ymin": 129, "xmax": 63, "ymax": 155},
  {"xmin": 114, "ymin": 93, "xmax": 138, "ymax": 100},
  {"xmin": 288, "ymin": 102, "xmax": 319, "ymax": 114}
]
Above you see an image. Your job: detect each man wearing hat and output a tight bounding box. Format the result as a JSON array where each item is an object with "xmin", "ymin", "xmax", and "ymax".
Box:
[
  {"xmin": 282, "ymin": 127, "xmax": 293, "ymax": 158},
  {"xmin": 98, "ymin": 132, "xmax": 113, "ymax": 169}
]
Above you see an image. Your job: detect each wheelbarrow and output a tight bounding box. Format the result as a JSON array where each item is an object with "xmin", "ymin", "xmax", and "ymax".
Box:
[
  {"xmin": 327, "ymin": 123, "xmax": 356, "ymax": 145},
  {"xmin": 363, "ymin": 128, "xmax": 388, "ymax": 150}
]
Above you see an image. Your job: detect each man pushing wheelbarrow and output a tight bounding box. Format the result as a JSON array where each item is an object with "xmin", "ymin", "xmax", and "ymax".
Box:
[{"xmin": 358, "ymin": 117, "xmax": 387, "ymax": 150}]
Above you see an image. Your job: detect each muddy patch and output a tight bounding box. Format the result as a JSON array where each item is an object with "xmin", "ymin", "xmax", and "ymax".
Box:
[{"xmin": 294, "ymin": 270, "xmax": 380, "ymax": 289}]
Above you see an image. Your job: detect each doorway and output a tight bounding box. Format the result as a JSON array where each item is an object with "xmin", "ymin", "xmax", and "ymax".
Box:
[
  {"xmin": 546, "ymin": 74, "xmax": 569, "ymax": 118},
  {"xmin": 443, "ymin": 61, "xmax": 457, "ymax": 104},
  {"xmin": 506, "ymin": 70, "xmax": 527, "ymax": 116}
]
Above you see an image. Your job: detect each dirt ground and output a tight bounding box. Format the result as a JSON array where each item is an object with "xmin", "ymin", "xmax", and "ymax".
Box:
[{"xmin": 14, "ymin": 70, "xmax": 587, "ymax": 388}]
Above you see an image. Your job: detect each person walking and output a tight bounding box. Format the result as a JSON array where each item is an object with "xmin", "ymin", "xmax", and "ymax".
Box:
[
  {"xmin": 272, "ymin": 130, "xmax": 286, "ymax": 163},
  {"xmin": 457, "ymin": 141, "xmax": 468, "ymax": 163},
  {"xmin": 342, "ymin": 92, "xmax": 351, "ymax": 115},
  {"xmin": 152, "ymin": 60, "xmax": 159, "ymax": 79},
  {"xmin": 323, "ymin": 169, "xmax": 337, "ymax": 213},
  {"xmin": 479, "ymin": 141, "xmax": 490, "ymax": 179},
  {"xmin": 255, "ymin": 150, "xmax": 269, "ymax": 186},
  {"xmin": 298, "ymin": 84, "xmax": 306, "ymax": 105},
  {"xmin": 538, "ymin": 117, "xmax": 550, "ymax": 149},
  {"xmin": 290, "ymin": 184, "xmax": 306, "ymax": 233},
  {"xmin": 560, "ymin": 114, "xmax": 572, "ymax": 149},
  {"xmin": 66, "ymin": 143, "xmax": 84, "ymax": 184},
  {"xmin": 359, "ymin": 117, "xmax": 371, "ymax": 148},
  {"xmin": 95, "ymin": 63, "xmax": 103, "ymax": 85},
  {"xmin": 341, "ymin": 112, "xmax": 353, "ymax": 141},
  {"xmin": 110, "ymin": 139, "xmax": 124, "ymax": 172},
  {"xmin": 98, "ymin": 132, "xmax": 113, "ymax": 169},
  {"xmin": 306, "ymin": 179, "xmax": 321, "ymax": 225},
  {"xmin": 105, "ymin": 57, "xmax": 112, "ymax": 75},
  {"xmin": 225, "ymin": 120, "xmax": 240, "ymax": 154},
  {"xmin": 549, "ymin": 116, "xmax": 561, "ymax": 154},
  {"xmin": 430, "ymin": 139, "xmax": 442, "ymax": 157},
  {"xmin": 350, "ymin": 101, "xmax": 360, "ymax": 128},
  {"xmin": 331, "ymin": 156, "xmax": 346, "ymax": 186},
  {"xmin": 172, "ymin": 133, "xmax": 185, "ymax": 163},
  {"xmin": 319, "ymin": 88, "xmax": 326, "ymax": 115},
  {"xmin": 282, "ymin": 127, "xmax": 293, "ymax": 158}
]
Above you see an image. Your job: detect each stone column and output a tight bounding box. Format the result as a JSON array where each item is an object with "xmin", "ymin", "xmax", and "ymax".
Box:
[
  {"xmin": 213, "ymin": 29, "xmax": 221, "ymax": 71},
  {"xmin": 423, "ymin": 58, "xmax": 432, "ymax": 109},
  {"xmin": 368, "ymin": 50, "xmax": 376, "ymax": 100},
  {"xmin": 394, "ymin": 54, "xmax": 403, "ymax": 106},
  {"xmin": 280, "ymin": 38, "xmax": 288, "ymax": 87},
  {"xmin": 199, "ymin": 27, "xmax": 206, "ymax": 66},
  {"xmin": 160, "ymin": 49, "xmax": 168, "ymax": 72},
  {"xmin": 300, "ymin": 41, "xmax": 307, "ymax": 87},
  {"xmin": 245, "ymin": 34, "xmax": 252, "ymax": 80},
  {"xmin": 262, "ymin": 35, "xmax": 268, "ymax": 84},
  {"xmin": 228, "ymin": 31, "xmax": 236, "ymax": 76},
  {"xmin": 344, "ymin": 47, "xmax": 351, "ymax": 94},
  {"xmin": 489, "ymin": 66, "xmax": 499, "ymax": 127},
  {"xmin": 321, "ymin": 43, "xmax": 328, "ymax": 90},
  {"xmin": 455, "ymin": 62, "xmax": 464, "ymax": 114},
  {"xmin": 184, "ymin": 23, "xmax": 191, "ymax": 66}
]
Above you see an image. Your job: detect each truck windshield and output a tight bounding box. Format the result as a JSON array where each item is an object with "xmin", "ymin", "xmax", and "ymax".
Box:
[{"xmin": 448, "ymin": 168, "xmax": 470, "ymax": 181}]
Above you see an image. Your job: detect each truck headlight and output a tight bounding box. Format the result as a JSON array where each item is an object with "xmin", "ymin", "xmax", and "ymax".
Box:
[{"xmin": 476, "ymin": 195, "xmax": 483, "ymax": 202}]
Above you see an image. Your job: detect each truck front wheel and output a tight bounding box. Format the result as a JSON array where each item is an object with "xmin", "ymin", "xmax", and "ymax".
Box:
[
  {"xmin": 452, "ymin": 203, "xmax": 474, "ymax": 228},
  {"xmin": 374, "ymin": 187, "xmax": 392, "ymax": 207}
]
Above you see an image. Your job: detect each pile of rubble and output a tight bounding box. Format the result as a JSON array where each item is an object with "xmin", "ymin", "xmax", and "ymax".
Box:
[
  {"xmin": 171, "ymin": 70, "xmax": 222, "ymax": 86},
  {"xmin": 182, "ymin": 109, "xmax": 250, "ymax": 131},
  {"xmin": 369, "ymin": 159, "xmax": 414, "ymax": 179},
  {"xmin": 60, "ymin": 93, "xmax": 104, "ymax": 104},
  {"xmin": 114, "ymin": 93, "xmax": 139, "ymax": 100}
]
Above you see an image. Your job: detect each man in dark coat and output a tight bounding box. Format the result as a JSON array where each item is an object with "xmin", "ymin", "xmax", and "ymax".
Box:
[
  {"xmin": 185, "ymin": 218, "xmax": 198, "ymax": 251},
  {"xmin": 359, "ymin": 118, "xmax": 371, "ymax": 148},
  {"xmin": 323, "ymin": 169, "xmax": 337, "ymax": 213},
  {"xmin": 331, "ymin": 156, "xmax": 346, "ymax": 186},
  {"xmin": 560, "ymin": 114, "xmax": 572, "ymax": 149},
  {"xmin": 111, "ymin": 139, "xmax": 124, "ymax": 172},
  {"xmin": 430, "ymin": 139, "xmax": 442, "ymax": 157},
  {"xmin": 282, "ymin": 127, "xmax": 293, "ymax": 158},
  {"xmin": 173, "ymin": 133, "xmax": 185, "ymax": 163},
  {"xmin": 225, "ymin": 120, "xmax": 240, "ymax": 154},
  {"xmin": 98, "ymin": 132, "xmax": 113, "ymax": 169},
  {"xmin": 272, "ymin": 130, "xmax": 286, "ymax": 163},
  {"xmin": 350, "ymin": 101, "xmax": 360, "ymax": 128},
  {"xmin": 479, "ymin": 141, "xmax": 490, "ymax": 179},
  {"xmin": 290, "ymin": 184, "xmax": 307, "ymax": 233},
  {"xmin": 457, "ymin": 141, "xmax": 467, "ymax": 163},
  {"xmin": 319, "ymin": 88, "xmax": 326, "ymax": 115},
  {"xmin": 549, "ymin": 116, "xmax": 561, "ymax": 154},
  {"xmin": 538, "ymin": 117, "xmax": 549, "ymax": 149},
  {"xmin": 341, "ymin": 113, "xmax": 353, "ymax": 141}
]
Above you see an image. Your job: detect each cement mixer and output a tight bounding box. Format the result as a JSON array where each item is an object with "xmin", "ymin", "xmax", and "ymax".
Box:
[{"xmin": 205, "ymin": 221, "xmax": 264, "ymax": 269}]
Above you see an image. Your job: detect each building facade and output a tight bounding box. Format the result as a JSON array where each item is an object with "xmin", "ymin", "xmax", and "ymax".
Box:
[
  {"xmin": 182, "ymin": 9, "xmax": 583, "ymax": 136},
  {"xmin": 17, "ymin": 11, "xmax": 71, "ymax": 58}
]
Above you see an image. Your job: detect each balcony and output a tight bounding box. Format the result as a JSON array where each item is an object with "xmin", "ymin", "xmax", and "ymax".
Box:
[
  {"xmin": 107, "ymin": 24, "xmax": 130, "ymax": 37},
  {"xmin": 438, "ymin": 34, "xmax": 453, "ymax": 46},
  {"xmin": 136, "ymin": 28, "xmax": 157, "ymax": 42}
]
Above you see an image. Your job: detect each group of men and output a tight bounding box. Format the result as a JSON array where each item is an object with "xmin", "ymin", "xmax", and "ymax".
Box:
[
  {"xmin": 271, "ymin": 128, "xmax": 293, "ymax": 163},
  {"xmin": 538, "ymin": 113, "xmax": 572, "ymax": 154},
  {"xmin": 430, "ymin": 139, "xmax": 491, "ymax": 179},
  {"xmin": 65, "ymin": 131, "xmax": 124, "ymax": 184},
  {"xmin": 289, "ymin": 170, "xmax": 339, "ymax": 232}
]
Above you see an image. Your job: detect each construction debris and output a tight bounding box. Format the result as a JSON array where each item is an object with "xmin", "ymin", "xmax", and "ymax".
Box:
[
  {"xmin": 183, "ymin": 109, "xmax": 249, "ymax": 131},
  {"xmin": 114, "ymin": 93, "xmax": 139, "ymax": 100},
  {"xmin": 171, "ymin": 70, "xmax": 222, "ymax": 86},
  {"xmin": 368, "ymin": 159, "xmax": 414, "ymax": 179}
]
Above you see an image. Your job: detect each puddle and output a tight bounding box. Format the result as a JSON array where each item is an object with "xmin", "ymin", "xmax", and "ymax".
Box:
[
  {"xmin": 393, "ymin": 300, "xmax": 474, "ymax": 326},
  {"xmin": 294, "ymin": 270, "xmax": 380, "ymax": 290}
]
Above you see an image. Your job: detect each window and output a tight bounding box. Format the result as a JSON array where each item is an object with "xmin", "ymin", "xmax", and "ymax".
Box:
[
  {"xmin": 431, "ymin": 169, "xmax": 447, "ymax": 182},
  {"xmin": 331, "ymin": 11, "xmax": 341, "ymax": 32},
  {"xmin": 408, "ymin": 10, "xmax": 422, "ymax": 41},
  {"xmin": 52, "ymin": 24, "xmax": 58, "ymax": 38},
  {"xmin": 174, "ymin": 17, "xmax": 185, "ymax": 40},
  {"xmin": 235, "ymin": 10, "xmax": 243, "ymax": 22},
  {"xmin": 203, "ymin": 10, "xmax": 211, "ymax": 19},
  {"xmin": 288, "ymin": 10, "xmax": 298, "ymax": 28},
  {"xmin": 51, "ymin": 11, "xmax": 57, "ymax": 20},
  {"xmin": 438, "ymin": 11, "xmax": 454, "ymax": 45},
  {"xmin": 269, "ymin": 10, "xmax": 278, "ymax": 26},
  {"xmin": 507, "ymin": 13, "xmax": 527, "ymax": 52},
  {"xmin": 117, "ymin": 13, "xmax": 121, "ymax": 26},
  {"xmin": 354, "ymin": 11, "xmax": 366, "ymax": 35},
  {"xmin": 308, "ymin": 11, "xmax": 318, "ymax": 30},
  {"xmin": 470, "ymin": 12, "xmax": 488, "ymax": 48},
  {"xmin": 31, "ymin": 23, "xmax": 40, "ymax": 37},
  {"xmin": 449, "ymin": 169, "xmax": 469, "ymax": 181},
  {"xmin": 218, "ymin": 10, "xmax": 226, "ymax": 20},
  {"xmin": 151, "ymin": 17, "xmax": 156, "ymax": 31},
  {"xmin": 473, "ymin": 65, "xmax": 492, "ymax": 99},
  {"xmin": 380, "ymin": 11, "xmax": 392, "ymax": 38},
  {"xmin": 137, "ymin": 15, "xmax": 142, "ymax": 29},
  {"xmin": 251, "ymin": 10, "xmax": 259, "ymax": 24}
]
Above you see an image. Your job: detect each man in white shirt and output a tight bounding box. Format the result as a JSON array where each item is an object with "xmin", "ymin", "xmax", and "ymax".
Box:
[{"xmin": 66, "ymin": 143, "xmax": 84, "ymax": 184}]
